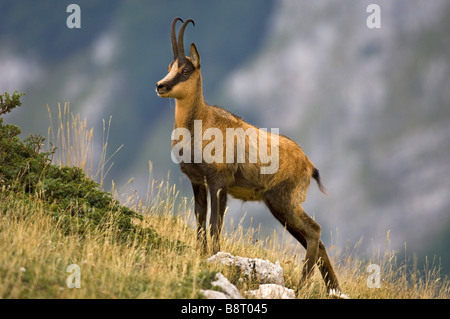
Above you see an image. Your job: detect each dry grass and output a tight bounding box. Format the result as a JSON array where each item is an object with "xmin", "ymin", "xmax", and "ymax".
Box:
[
  {"xmin": 0, "ymin": 106, "xmax": 448, "ymax": 299},
  {"xmin": 1, "ymin": 185, "xmax": 449, "ymax": 299},
  {"xmin": 47, "ymin": 102, "xmax": 122, "ymax": 185}
]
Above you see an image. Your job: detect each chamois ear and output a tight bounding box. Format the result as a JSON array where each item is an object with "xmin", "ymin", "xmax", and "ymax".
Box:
[{"xmin": 190, "ymin": 43, "xmax": 200, "ymax": 69}]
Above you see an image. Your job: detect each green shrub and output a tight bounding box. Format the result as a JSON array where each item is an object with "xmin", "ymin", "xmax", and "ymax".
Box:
[{"xmin": 0, "ymin": 92, "xmax": 180, "ymax": 250}]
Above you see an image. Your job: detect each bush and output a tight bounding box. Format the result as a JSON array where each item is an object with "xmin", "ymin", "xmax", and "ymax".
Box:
[{"xmin": 0, "ymin": 92, "xmax": 172, "ymax": 249}]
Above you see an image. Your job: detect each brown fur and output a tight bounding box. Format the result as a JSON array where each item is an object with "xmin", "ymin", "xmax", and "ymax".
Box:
[{"xmin": 156, "ymin": 18, "xmax": 341, "ymax": 293}]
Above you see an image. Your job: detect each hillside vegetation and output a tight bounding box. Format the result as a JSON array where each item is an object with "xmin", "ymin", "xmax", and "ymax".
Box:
[{"xmin": 0, "ymin": 93, "xmax": 448, "ymax": 298}]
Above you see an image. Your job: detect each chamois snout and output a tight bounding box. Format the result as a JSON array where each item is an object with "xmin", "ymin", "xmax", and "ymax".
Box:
[
  {"xmin": 156, "ymin": 83, "xmax": 167, "ymax": 93},
  {"xmin": 156, "ymin": 82, "xmax": 171, "ymax": 96}
]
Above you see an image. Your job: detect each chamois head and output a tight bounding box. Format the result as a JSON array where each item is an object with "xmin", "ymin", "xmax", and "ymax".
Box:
[{"xmin": 156, "ymin": 17, "xmax": 201, "ymax": 99}]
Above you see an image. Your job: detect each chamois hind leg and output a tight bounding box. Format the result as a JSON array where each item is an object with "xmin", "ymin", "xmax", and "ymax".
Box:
[
  {"xmin": 208, "ymin": 183, "xmax": 227, "ymax": 255},
  {"xmin": 264, "ymin": 189, "xmax": 322, "ymax": 284},
  {"xmin": 192, "ymin": 183, "xmax": 208, "ymax": 255},
  {"xmin": 264, "ymin": 188, "xmax": 341, "ymax": 292},
  {"xmin": 317, "ymin": 240, "xmax": 341, "ymax": 292}
]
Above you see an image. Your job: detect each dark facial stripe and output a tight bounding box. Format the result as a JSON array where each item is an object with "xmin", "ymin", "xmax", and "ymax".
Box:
[{"xmin": 164, "ymin": 59, "xmax": 195, "ymax": 90}]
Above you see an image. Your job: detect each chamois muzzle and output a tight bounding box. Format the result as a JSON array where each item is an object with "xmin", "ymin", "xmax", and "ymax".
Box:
[{"xmin": 156, "ymin": 83, "xmax": 169, "ymax": 95}]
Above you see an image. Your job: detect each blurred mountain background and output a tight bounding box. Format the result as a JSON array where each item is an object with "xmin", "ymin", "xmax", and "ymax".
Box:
[{"xmin": 1, "ymin": 0, "xmax": 449, "ymax": 275}]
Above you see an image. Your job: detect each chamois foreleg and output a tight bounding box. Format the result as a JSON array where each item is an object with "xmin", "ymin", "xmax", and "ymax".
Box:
[
  {"xmin": 208, "ymin": 182, "xmax": 227, "ymax": 255},
  {"xmin": 192, "ymin": 183, "xmax": 208, "ymax": 254}
]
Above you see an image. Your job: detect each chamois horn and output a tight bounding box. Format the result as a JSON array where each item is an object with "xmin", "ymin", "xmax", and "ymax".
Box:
[
  {"xmin": 171, "ymin": 17, "xmax": 183, "ymax": 60},
  {"xmin": 177, "ymin": 18, "xmax": 195, "ymax": 62}
]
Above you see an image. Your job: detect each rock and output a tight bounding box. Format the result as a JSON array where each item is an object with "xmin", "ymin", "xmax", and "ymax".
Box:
[
  {"xmin": 245, "ymin": 284, "xmax": 296, "ymax": 299},
  {"xmin": 200, "ymin": 272, "xmax": 243, "ymax": 299},
  {"xmin": 199, "ymin": 290, "xmax": 232, "ymax": 299},
  {"xmin": 207, "ymin": 252, "xmax": 284, "ymax": 285},
  {"xmin": 328, "ymin": 289, "xmax": 351, "ymax": 299}
]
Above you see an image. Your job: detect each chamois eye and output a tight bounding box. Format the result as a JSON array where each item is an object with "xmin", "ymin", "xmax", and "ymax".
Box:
[{"xmin": 182, "ymin": 68, "xmax": 189, "ymax": 75}]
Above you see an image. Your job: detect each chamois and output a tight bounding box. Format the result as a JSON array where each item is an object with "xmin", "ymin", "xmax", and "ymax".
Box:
[{"xmin": 156, "ymin": 17, "xmax": 341, "ymax": 293}]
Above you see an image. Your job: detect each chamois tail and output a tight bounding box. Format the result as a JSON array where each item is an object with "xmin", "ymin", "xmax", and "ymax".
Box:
[{"xmin": 312, "ymin": 167, "xmax": 327, "ymax": 195}]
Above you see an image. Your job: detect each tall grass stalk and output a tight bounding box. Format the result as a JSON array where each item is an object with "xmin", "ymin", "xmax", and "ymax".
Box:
[{"xmin": 46, "ymin": 102, "xmax": 122, "ymax": 187}]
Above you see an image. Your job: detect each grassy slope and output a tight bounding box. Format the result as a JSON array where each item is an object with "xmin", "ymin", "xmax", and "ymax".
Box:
[
  {"xmin": 1, "ymin": 185, "xmax": 449, "ymax": 299},
  {"xmin": 0, "ymin": 104, "xmax": 449, "ymax": 299}
]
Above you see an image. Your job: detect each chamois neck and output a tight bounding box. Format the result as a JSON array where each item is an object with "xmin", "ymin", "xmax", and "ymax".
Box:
[{"xmin": 174, "ymin": 76, "xmax": 207, "ymax": 129}]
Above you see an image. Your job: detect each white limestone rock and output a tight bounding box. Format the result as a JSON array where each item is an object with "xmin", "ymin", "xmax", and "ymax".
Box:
[
  {"xmin": 200, "ymin": 272, "xmax": 243, "ymax": 299},
  {"xmin": 245, "ymin": 284, "xmax": 296, "ymax": 299},
  {"xmin": 207, "ymin": 252, "xmax": 284, "ymax": 285}
]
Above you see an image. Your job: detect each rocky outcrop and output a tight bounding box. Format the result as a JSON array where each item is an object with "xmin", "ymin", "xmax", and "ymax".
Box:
[
  {"xmin": 245, "ymin": 284, "xmax": 295, "ymax": 299},
  {"xmin": 206, "ymin": 252, "xmax": 284, "ymax": 285},
  {"xmin": 200, "ymin": 273, "xmax": 243, "ymax": 299},
  {"xmin": 200, "ymin": 252, "xmax": 294, "ymax": 299},
  {"xmin": 200, "ymin": 252, "xmax": 350, "ymax": 299}
]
